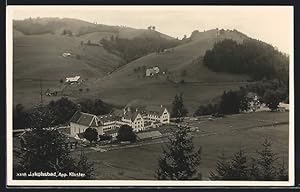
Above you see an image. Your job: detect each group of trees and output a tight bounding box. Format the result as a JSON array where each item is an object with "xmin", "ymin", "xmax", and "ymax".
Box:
[
  {"xmin": 100, "ymin": 36, "xmax": 180, "ymax": 63},
  {"xmin": 210, "ymin": 138, "xmax": 287, "ymax": 181},
  {"xmin": 13, "ymin": 97, "xmax": 112, "ymax": 129},
  {"xmin": 78, "ymin": 98, "xmax": 112, "ymax": 116},
  {"xmin": 147, "ymin": 26, "xmax": 156, "ymax": 30},
  {"xmin": 61, "ymin": 29, "xmax": 73, "ymax": 36},
  {"xmin": 194, "ymin": 89, "xmax": 249, "ymax": 116},
  {"xmin": 83, "ymin": 125, "xmax": 137, "ymax": 144},
  {"xmin": 156, "ymin": 125, "xmax": 287, "ymax": 181},
  {"xmin": 203, "ymin": 39, "xmax": 289, "ymax": 81},
  {"xmin": 15, "ymin": 108, "xmax": 93, "ymax": 179},
  {"xmin": 171, "ymin": 93, "xmax": 188, "ymax": 122},
  {"xmin": 194, "ymin": 79, "xmax": 288, "ymax": 116}
]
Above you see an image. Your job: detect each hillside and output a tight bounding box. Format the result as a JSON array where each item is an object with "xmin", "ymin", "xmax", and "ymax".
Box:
[
  {"xmin": 13, "ymin": 18, "xmax": 284, "ymax": 113},
  {"xmin": 14, "ymin": 17, "xmax": 174, "ymax": 42},
  {"xmin": 63, "ymin": 29, "xmax": 251, "ymax": 112},
  {"xmin": 13, "ymin": 18, "xmax": 176, "ymax": 107},
  {"xmin": 87, "ymin": 29, "xmax": 249, "ymax": 88}
]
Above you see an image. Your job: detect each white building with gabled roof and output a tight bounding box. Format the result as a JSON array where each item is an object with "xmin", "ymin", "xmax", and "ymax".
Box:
[{"xmin": 66, "ymin": 75, "xmax": 80, "ymax": 83}]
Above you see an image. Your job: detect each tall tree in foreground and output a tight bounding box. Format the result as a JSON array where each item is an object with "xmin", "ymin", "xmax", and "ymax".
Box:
[
  {"xmin": 256, "ymin": 138, "xmax": 278, "ymax": 180},
  {"xmin": 77, "ymin": 147, "xmax": 94, "ymax": 179},
  {"xmin": 156, "ymin": 127, "xmax": 201, "ymax": 180},
  {"xmin": 210, "ymin": 149, "xmax": 248, "ymax": 180},
  {"xmin": 15, "ymin": 107, "xmax": 94, "ymax": 179},
  {"xmin": 171, "ymin": 93, "xmax": 188, "ymax": 122},
  {"xmin": 16, "ymin": 128, "xmax": 76, "ymax": 178},
  {"xmin": 209, "ymin": 152, "xmax": 231, "ymax": 180}
]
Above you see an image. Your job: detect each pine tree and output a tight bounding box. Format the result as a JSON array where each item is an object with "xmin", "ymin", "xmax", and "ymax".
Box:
[
  {"xmin": 209, "ymin": 151, "xmax": 231, "ymax": 180},
  {"xmin": 210, "ymin": 149, "xmax": 249, "ymax": 180},
  {"xmin": 277, "ymin": 156, "xmax": 288, "ymax": 181},
  {"xmin": 229, "ymin": 148, "xmax": 249, "ymax": 180},
  {"xmin": 256, "ymin": 138, "xmax": 278, "ymax": 180},
  {"xmin": 171, "ymin": 93, "xmax": 188, "ymax": 121},
  {"xmin": 15, "ymin": 107, "xmax": 94, "ymax": 179},
  {"xmin": 249, "ymin": 158, "xmax": 260, "ymax": 180},
  {"xmin": 156, "ymin": 127, "xmax": 201, "ymax": 180},
  {"xmin": 77, "ymin": 147, "xmax": 94, "ymax": 179},
  {"xmin": 16, "ymin": 128, "xmax": 77, "ymax": 179}
]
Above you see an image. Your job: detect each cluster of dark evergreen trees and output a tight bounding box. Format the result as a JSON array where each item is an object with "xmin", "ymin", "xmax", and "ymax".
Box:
[
  {"xmin": 15, "ymin": 107, "xmax": 94, "ymax": 180},
  {"xmin": 13, "ymin": 97, "xmax": 112, "ymax": 129},
  {"xmin": 210, "ymin": 139, "xmax": 288, "ymax": 181},
  {"xmin": 194, "ymin": 79, "xmax": 288, "ymax": 116},
  {"xmin": 203, "ymin": 39, "xmax": 289, "ymax": 81},
  {"xmin": 100, "ymin": 36, "xmax": 180, "ymax": 63},
  {"xmin": 171, "ymin": 93, "xmax": 189, "ymax": 122}
]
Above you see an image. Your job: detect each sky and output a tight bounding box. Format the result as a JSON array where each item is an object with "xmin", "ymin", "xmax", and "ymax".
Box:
[{"xmin": 8, "ymin": 6, "xmax": 293, "ymax": 53}]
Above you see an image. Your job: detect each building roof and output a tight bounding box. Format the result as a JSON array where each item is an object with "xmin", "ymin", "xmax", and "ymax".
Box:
[
  {"xmin": 123, "ymin": 111, "xmax": 141, "ymax": 121},
  {"xmin": 111, "ymin": 108, "xmax": 124, "ymax": 117},
  {"xmin": 66, "ymin": 75, "xmax": 80, "ymax": 82},
  {"xmin": 145, "ymin": 106, "xmax": 167, "ymax": 116},
  {"xmin": 70, "ymin": 111, "xmax": 98, "ymax": 127},
  {"xmin": 137, "ymin": 131, "xmax": 162, "ymax": 140},
  {"xmin": 279, "ymin": 102, "xmax": 289, "ymax": 110},
  {"xmin": 97, "ymin": 114, "xmax": 120, "ymax": 124}
]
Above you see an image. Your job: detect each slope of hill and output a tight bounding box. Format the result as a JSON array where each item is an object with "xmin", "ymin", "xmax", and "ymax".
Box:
[
  {"xmin": 89, "ymin": 29, "xmax": 249, "ymax": 88},
  {"xmin": 13, "ymin": 34, "xmax": 123, "ymax": 80},
  {"xmin": 14, "ymin": 17, "xmax": 174, "ymax": 43},
  {"xmin": 13, "ymin": 33, "xmax": 124, "ymax": 108},
  {"xmin": 12, "ymin": 18, "xmax": 176, "ymax": 108},
  {"xmin": 63, "ymin": 29, "xmax": 251, "ymax": 113},
  {"xmin": 13, "ymin": 18, "xmax": 281, "ymax": 113}
]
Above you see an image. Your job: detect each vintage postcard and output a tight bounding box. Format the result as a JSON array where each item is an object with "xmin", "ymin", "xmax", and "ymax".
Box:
[{"xmin": 6, "ymin": 5, "xmax": 294, "ymax": 187}]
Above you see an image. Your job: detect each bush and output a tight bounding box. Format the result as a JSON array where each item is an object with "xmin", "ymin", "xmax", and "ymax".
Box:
[
  {"xmin": 263, "ymin": 90, "xmax": 280, "ymax": 111},
  {"xmin": 117, "ymin": 125, "xmax": 136, "ymax": 142},
  {"xmin": 84, "ymin": 127, "xmax": 98, "ymax": 144}
]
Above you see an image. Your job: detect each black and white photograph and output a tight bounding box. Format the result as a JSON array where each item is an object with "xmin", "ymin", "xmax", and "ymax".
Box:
[{"xmin": 6, "ymin": 5, "xmax": 294, "ymax": 186}]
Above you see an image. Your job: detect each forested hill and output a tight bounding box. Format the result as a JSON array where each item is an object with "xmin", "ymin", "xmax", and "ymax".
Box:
[{"xmin": 203, "ymin": 39, "xmax": 289, "ymax": 83}]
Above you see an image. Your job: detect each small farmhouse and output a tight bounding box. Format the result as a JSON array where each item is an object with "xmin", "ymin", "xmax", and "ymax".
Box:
[
  {"xmin": 45, "ymin": 88, "xmax": 59, "ymax": 96},
  {"xmin": 153, "ymin": 67, "xmax": 160, "ymax": 73},
  {"xmin": 62, "ymin": 52, "xmax": 72, "ymax": 57},
  {"xmin": 146, "ymin": 67, "xmax": 160, "ymax": 77},
  {"xmin": 146, "ymin": 68, "xmax": 154, "ymax": 77},
  {"xmin": 66, "ymin": 75, "xmax": 80, "ymax": 83},
  {"xmin": 278, "ymin": 102, "xmax": 289, "ymax": 112}
]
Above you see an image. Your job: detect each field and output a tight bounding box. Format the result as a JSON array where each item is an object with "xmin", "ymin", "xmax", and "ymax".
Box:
[{"xmin": 71, "ymin": 111, "xmax": 289, "ymax": 180}]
